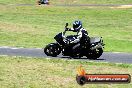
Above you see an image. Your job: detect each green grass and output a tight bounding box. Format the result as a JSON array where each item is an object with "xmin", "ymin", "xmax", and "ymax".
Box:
[
  {"xmin": 0, "ymin": 56, "xmax": 132, "ymax": 88},
  {"xmin": 0, "ymin": 0, "xmax": 35, "ymax": 4},
  {"xmin": 0, "ymin": 5, "xmax": 132, "ymax": 52},
  {"xmin": 51, "ymin": 0, "xmax": 132, "ymax": 4},
  {"xmin": 0, "ymin": 0, "xmax": 132, "ymax": 4}
]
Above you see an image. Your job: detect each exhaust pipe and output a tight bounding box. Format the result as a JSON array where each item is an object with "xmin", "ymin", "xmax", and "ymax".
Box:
[{"xmin": 90, "ymin": 44, "xmax": 102, "ymax": 50}]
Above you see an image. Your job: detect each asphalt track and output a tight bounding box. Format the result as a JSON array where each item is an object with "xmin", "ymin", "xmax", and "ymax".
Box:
[{"xmin": 0, "ymin": 46, "xmax": 132, "ymax": 64}]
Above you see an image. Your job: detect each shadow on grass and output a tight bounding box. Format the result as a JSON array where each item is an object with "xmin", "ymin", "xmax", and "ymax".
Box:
[{"xmin": 60, "ymin": 56, "xmax": 105, "ymax": 60}]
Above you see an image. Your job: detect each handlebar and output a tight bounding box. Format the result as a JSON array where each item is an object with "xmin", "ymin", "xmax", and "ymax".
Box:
[
  {"xmin": 65, "ymin": 23, "xmax": 68, "ymax": 27},
  {"xmin": 64, "ymin": 23, "xmax": 68, "ymax": 31}
]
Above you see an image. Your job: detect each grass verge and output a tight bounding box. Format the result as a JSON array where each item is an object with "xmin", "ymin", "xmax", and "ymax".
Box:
[
  {"xmin": 0, "ymin": 56, "xmax": 132, "ymax": 88},
  {"xmin": 0, "ymin": 0, "xmax": 132, "ymax": 5}
]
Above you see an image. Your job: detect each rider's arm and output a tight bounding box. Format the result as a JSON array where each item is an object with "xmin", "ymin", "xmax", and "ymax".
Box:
[
  {"xmin": 62, "ymin": 30, "xmax": 66, "ymax": 39},
  {"xmin": 66, "ymin": 28, "xmax": 74, "ymax": 31},
  {"xmin": 70, "ymin": 31, "xmax": 82, "ymax": 43},
  {"xmin": 62, "ymin": 28, "xmax": 74, "ymax": 38},
  {"xmin": 70, "ymin": 28, "xmax": 88, "ymax": 43}
]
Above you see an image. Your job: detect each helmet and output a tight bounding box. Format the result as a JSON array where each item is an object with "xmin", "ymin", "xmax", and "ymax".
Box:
[{"xmin": 73, "ymin": 20, "xmax": 82, "ymax": 31}]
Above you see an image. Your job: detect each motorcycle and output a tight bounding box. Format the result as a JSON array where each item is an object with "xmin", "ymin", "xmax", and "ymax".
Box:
[
  {"xmin": 37, "ymin": 0, "xmax": 49, "ymax": 5},
  {"xmin": 44, "ymin": 23, "xmax": 105, "ymax": 59}
]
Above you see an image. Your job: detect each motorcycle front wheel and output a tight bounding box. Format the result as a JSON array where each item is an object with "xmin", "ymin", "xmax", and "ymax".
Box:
[{"xmin": 44, "ymin": 43, "xmax": 61, "ymax": 57}]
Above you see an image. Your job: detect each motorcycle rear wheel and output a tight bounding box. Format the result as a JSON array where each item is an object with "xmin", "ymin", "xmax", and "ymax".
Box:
[{"xmin": 86, "ymin": 48, "xmax": 103, "ymax": 59}]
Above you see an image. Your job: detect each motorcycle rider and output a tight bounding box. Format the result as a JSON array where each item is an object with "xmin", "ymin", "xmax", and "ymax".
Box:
[
  {"xmin": 63, "ymin": 20, "xmax": 90, "ymax": 55},
  {"xmin": 41, "ymin": 0, "xmax": 49, "ymax": 4}
]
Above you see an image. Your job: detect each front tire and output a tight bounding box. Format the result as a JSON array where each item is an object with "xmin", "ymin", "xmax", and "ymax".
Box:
[{"xmin": 44, "ymin": 43, "xmax": 61, "ymax": 57}]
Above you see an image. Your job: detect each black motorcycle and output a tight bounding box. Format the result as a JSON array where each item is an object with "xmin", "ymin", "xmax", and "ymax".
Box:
[
  {"xmin": 44, "ymin": 23, "xmax": 105, "ymax": 59},
  {"xmin": 37, "ymin": 0, "xmax": 49, "ymax": 5}
]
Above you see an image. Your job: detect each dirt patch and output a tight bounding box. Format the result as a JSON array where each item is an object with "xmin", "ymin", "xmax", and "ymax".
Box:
[
  {"xmin": 111, "ymin": 5, "xmax": 132, "ymax": 9},
  {"xmin": 0, "ymin": 22, "xmax": 36, "ymax": 33}
]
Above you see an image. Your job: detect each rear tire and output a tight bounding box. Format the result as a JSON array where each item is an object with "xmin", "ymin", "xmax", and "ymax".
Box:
[
  {"xmin": 86, "ymin": 48, "xmax": 103, "ymax": 59},
  {"xmin": 44, "ymin": 43, "xmax": 61, "ymax": 57}
]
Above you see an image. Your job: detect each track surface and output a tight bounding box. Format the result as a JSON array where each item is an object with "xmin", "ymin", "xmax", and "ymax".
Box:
[{"xmin": 0, "ymin": 46, "xmax": 132, "ymax": 64}]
